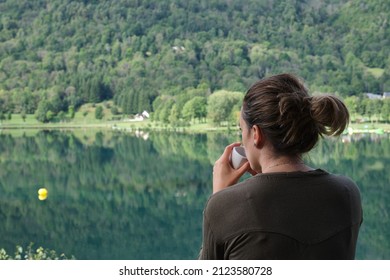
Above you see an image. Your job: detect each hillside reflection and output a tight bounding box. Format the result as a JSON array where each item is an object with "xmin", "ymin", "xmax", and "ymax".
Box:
[{"xmin": 0, "ymin": 130, "xmax": 388, "ymax": 259}]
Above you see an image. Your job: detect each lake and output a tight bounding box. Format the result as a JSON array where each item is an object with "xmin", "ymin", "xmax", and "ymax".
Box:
[{"xmin": 0, "ymin": 129, "xmax": 389, "ymax": 259}]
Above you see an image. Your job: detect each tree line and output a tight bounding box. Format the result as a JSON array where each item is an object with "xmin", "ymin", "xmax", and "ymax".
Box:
[
  {"xmin": 151, "ymin": 89, "xmax": 390, "ymax": 126},
  {"xmin": 0, "ymin": 0, "xmax": 389, "ymax": 123},
  {"xmin": 344, "ymin": 96, "xmax": 390, "ymax": 123}
]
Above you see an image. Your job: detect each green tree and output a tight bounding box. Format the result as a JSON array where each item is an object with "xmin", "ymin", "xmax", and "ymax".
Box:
[
  {"xmin": 46, "ymin": 110, "xmax": 54, "ymax": 122},
  {"xmin": 110, "ymin": 106, "xmax": 119, "ymax": 115},
  {"xmin": 344, "ymin": 96, "xmax": 360, "ymax": 122},
  {"xmin": 381, "ymin": 99, "xmax": 390, "ymax": 123},
  {"xmin": 21, "ymin": 110, "xmax": 26, "ymax": 122},
  {"xmin": 154, "ymin": 98, "xmax": 174, "ymax": 123},
  {"xmin": 57, "ymin": 111, "xmax": 66, "ymax": 122},
  {"xmin": 169, "ymin": 104, "xmax": 180, "ymax": 126},
  {"xmin": 372, "ymin": 99, "xmax": 383, "ymax": 122},
  {"xmin": 207, "ymin": 90, "xmax": 243, "ymax": 125},
  {"xmin": 357, "ymin": 97, "xmax": 366, "ymax": 119},
  {"xmin": 68, "ymin": 105, "xmax": 75, "ymax": 119},
  {"xmin": 95, "ymin": 105, "xmax": 104, "ymax": 120},
  {"xmin": 35, "ymin": 100, "xmax": 51, "ymax": 123},
  {"xmin": 363, "ymin": 99, "xmax": 377, "ymax": 122},
  {"xmin": 182, "ymin": 96, "xmax": 207, "ymax": 123}
]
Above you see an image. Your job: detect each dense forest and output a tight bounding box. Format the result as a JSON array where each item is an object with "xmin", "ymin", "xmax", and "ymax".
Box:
[{"xmin": 0, "ymin": 0, "xmax": 389, "ymax": 122}]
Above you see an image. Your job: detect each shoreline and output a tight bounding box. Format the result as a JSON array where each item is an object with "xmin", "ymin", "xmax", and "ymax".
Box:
[{"xmin": 1, "ymin": 121, "xmax": 390, "ymax": 134}]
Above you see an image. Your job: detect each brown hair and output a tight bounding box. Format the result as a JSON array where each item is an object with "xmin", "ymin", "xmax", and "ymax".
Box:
[{"xmin": 242, "ymin": 73, "xmax": 349, "ymax": 155}]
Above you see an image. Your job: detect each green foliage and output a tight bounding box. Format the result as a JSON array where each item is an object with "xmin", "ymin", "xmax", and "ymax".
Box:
[
  {"xmin": 46, "ymin": 110, "xmax": 54, "ymax": 122},
  {"xmin": 182, "ymin": 96, "xmax": 207, "ymax": 123},
  {"xmin": 343, "ymin": 96, "xmax": 388, "ymax": 123},
  {"xmin": 153, "ymin": 96, "xmax": 175, "ymax": 123},
  {"xmin": 94, "ymin": 105, "xmax": 104, "ymax": 120},
  {"xmin": 169, "ymin": 104, "xmax": 180, "ymax": 126},
  {"xmin": 35, "ymin": 100, "xmax": 52, "ymax": 123},
  {"xmin": 21, "ymin": 110, "xmax": 26, "ymax": 121},
  {"xmin": 381, "ymin": 99, "xmax": 390, "ymax": 122},
  {"xmin": 110, "ymin": 105, "xmax": 119, "ymax": 115},
  {"xmin": 207, "ymin": 90, "xmax": 243, "ymax": 125},
  {"xmin": 0, "ymin": 243, "xmax": 73, "ymax": 260},
  {"xmin": 68, "ymin": 105, "xmax": 75, "ymax": 119},
  {"xmin": 344, "ymin": 96, "xmax": 360, "ymax": 120},
  {"xmin": 0, "ymin": 0, "xmax": 389, "ymax": 120}
]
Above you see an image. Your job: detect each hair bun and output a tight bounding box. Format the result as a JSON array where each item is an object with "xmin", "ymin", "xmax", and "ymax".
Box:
[{"xmin": 310, "ymin": 95, "xmax": 349, "ymax": 136}]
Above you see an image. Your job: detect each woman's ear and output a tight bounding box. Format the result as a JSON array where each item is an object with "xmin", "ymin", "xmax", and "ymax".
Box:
[{"xmin": 252, "ymin": 125, "xmax": 263, "ymax": 147}]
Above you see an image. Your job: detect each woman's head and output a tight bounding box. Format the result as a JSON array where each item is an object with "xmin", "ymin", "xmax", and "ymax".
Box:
[{"xmin": 241, "ymin": 73, "xmax": 349, "ymax": 156}]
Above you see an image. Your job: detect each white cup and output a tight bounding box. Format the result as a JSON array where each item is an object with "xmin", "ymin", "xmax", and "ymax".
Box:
[{"xmin": 230, "ymin": 146, "xmax": 248, "ymax": 169}]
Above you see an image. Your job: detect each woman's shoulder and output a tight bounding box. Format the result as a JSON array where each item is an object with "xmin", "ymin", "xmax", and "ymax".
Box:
[
  {"xmin": 317, "ymin": 170, "xmax": 360, "ymax": 192},
  {"xmin": 203, "ymin": 177, "xmax": 263, "ymax": 241},
  {"xmin": 208, "ymin": 175, "xmax": 260, "ymax": 202},
  {"xmin": 204, "ymin": 175, "xmax": 268, "ymax": 220}
]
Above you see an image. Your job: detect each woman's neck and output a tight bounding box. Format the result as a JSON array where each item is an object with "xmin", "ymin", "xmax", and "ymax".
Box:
[{"xmin": 261, "ymin": 155, "xmax": 312, "ymax": 173}]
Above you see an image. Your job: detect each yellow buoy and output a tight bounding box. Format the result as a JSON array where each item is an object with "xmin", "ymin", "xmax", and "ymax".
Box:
[{"xmin": 38, "ymin": 188, "xmax": 48, "ymax": 200}]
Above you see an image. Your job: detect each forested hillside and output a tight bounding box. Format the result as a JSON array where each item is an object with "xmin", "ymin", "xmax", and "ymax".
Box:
[{"xmin": 0, "ymin": 0, "xmax": 389, "ymax": 121}]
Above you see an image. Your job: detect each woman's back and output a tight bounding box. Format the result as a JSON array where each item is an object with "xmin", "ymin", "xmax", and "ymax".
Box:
[{"xmin": 199, "ymin": 169, "xmax": 362, "ymax": 259}]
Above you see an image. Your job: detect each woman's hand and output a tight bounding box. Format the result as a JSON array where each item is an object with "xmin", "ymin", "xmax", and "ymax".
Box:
[{"xmin": 213, "ymin": 142, "xmax": 251, "ymax": 194}]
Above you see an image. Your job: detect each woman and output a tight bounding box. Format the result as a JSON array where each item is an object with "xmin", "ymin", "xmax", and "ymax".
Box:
[{"xmin": 199, "ymin": 73, "xmax": 362, "ymax": 260}]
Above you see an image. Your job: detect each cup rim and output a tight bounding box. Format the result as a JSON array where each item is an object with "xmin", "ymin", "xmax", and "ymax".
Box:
[{"xmin": 233, "ymin": 146, "xmax": 246, "ymax": 157}]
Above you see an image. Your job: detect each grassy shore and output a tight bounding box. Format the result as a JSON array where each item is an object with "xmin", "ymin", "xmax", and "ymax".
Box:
[
  {"xmin": 1, "ymin": 103, "xmax": 389, "ymax": 134},
  {"xmin": 0, "ymin": 114, "xmax": 237, "ymax": 133}
]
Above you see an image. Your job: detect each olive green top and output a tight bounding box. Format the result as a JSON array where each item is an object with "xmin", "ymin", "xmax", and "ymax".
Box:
[{"xmin": 199, "ymin": 169, "xmax": 362, "ymax": 260}]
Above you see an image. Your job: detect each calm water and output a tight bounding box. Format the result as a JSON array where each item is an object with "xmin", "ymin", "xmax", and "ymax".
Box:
[{"xmin": 0, "ymin": 130, "xmax": 389, "ymax": 259}]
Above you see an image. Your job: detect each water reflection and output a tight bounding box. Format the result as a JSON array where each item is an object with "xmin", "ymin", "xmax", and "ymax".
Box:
[{"xmin": 0, "ymin": 130, "xmax": 388, "ymax": 259}]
